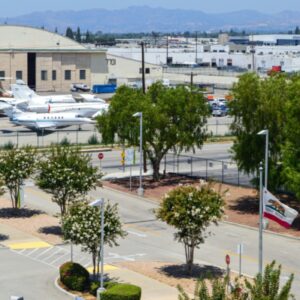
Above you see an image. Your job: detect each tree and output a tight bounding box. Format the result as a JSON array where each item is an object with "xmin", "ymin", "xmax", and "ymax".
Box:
[
  {"xmin": 76, "ymin": 27, "xmax": 82, "ymax": 43},
  {"xmin": 229, "ymin": 73, "xmax": 288, "ymax": 190},
  {"xmin": 36, "ymin": 146, "xmax": 101, "ymax": 216},
  {"xmin": 0, "ymin": 147, "xmax": 36, "ymax": 209},
  {"xmin": 178, "ymin": 261, "xmax": 294, "ymax": 300},
  {"xmin": 282, "ymin": 75, "xmax": 300, "ymax": 198},
  {"xmin": 295, "ymin": 26, "xmax": 300, "ymax": 34},
  {"xmin": 156, "ymin": 184, "xmax": 224, "ymax": 274},
  {"xmin": 97, "ymin": 83, "xmax": 209, "ymax": 181},
  {"xmin": 62, "ymin": 201, "xmax": 126, "ymax": 277},
  {"xmin": 65, "ymin": 27, "xmax": 74, "ymax": 39}
]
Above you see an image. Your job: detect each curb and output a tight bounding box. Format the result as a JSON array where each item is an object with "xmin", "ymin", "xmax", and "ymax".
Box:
[
  {"xmin": 54, "ymin": 277, "xmax": 76, "ymax": 299},
  {"xmin": 103, "ymin": 185, "xmax": 300, "ymax": 242},
  {"xmin": 223, "ymin": 220, "xmax": 300, "ymax": 241}
]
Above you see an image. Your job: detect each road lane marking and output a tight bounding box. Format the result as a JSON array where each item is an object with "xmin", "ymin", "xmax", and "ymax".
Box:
[
  {"xmin": 127, "ymin": 230, "xmax": 147, "ymax": 238},
  {"xmin": 8, "ymin": 241, "xmax": 51, "ymax": 250}
]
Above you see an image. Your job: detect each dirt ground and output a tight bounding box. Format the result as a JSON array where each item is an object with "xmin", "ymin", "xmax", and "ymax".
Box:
[
  {"xmin": 104, "ymin": 174, "xmax": 300, "ymax": 238},
  {"xmin": 0, "ymin": 199, "xmax": 62, "ymax": 245}
]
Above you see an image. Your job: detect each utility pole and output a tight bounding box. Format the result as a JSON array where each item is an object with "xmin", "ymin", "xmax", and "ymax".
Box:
[
  {"xmin": 141, "ymin": 41, "xmax": 146, "ymax": 94},
  {"xmin": 250, "ymin": 35, "xmax": 256, "ymax": 72},
  {"xmin": 166, "ymin": 36, "xmax": 169, "ymax": 65},
  {"xmin": 190, "ymin": 72, "xmax": 194, "ymax": 88},
  {"xmin": 195, "ymin": 31, "xmax": 198, "ymax": 64}
]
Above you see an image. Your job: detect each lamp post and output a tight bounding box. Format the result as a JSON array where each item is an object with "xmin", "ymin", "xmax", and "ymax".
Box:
[
  {"xmin": 257, "ymin": 129, "xmax": 269, "ymax": 189},
  {"xmin": 89, "ymin": 199, "xmax": 105, "ymax": 299},
  {"xmin": 133, "ymin": 112, "xmax": 144, "ymax": 196},
  {"xmin": 259, "ymin": 162, "xmax": 263, "ymax": 275}
]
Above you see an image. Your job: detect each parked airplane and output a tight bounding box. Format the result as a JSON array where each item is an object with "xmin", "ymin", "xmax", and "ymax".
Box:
[
  {"xmin": 11, "ymin": 111, "xmax": 95, "ymax": 130},
  {"xmin": 11, "ymin": 81, "xmax": 75, "ymax": 104}
]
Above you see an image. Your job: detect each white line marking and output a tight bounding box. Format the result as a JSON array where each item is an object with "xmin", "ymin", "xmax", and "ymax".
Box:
[
  {"xmin": 35, "ymin": 247, "xmax": 54, "ymax": 259},
  {"xmin": 127, "ymin": 230, "xmax": 147, "ymax": 238}
]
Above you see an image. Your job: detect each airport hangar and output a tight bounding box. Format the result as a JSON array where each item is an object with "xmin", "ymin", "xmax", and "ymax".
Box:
[{"xmin": 0, "ymin": 25, "xmax": 108, "ymax": 92}]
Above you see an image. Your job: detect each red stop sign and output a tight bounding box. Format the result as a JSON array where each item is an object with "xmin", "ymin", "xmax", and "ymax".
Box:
[
  {"xmin": 98, "ymin": 153, "xmax": 104, "ymax": 160},
  {"xmin": 225, "ymin": 254, "xmax": 230, "ymax": 265}
]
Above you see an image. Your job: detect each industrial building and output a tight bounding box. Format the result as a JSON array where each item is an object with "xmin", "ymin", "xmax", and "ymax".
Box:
[{"xmin": 0, "ymin": 25, "xmax": 108, "ymax": 92}]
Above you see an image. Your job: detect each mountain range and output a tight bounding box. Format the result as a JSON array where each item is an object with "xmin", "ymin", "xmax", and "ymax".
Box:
[{"xmin": 1, "ymin": 6, "xmax": 300, "ymax": 33}]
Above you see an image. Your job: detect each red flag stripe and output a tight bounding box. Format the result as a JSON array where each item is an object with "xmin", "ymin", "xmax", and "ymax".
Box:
[{"xmin": 263, "ymin": 212, "xmax": 291, "ymax": 229}]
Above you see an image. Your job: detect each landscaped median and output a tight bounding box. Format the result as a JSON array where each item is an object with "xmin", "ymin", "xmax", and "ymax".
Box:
[{"xmin": 58, "ymin": 261, "xmax": 142, "ymax": 300}]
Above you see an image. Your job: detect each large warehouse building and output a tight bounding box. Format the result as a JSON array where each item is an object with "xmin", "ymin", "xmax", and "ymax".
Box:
[{"xmin": 0, "ymin": 25, "xmax": 108, "ymax": 92}]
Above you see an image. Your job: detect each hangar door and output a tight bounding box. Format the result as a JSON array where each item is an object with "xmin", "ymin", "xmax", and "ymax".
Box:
[{"xmin": 27, "ymin": 53, "xmax": 36, "ymax": 90}]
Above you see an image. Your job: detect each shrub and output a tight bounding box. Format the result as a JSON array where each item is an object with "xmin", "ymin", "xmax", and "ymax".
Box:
[
  {"xmin": 1, "ymin": 141, "xmax": 14, "ymax": 150},
  {"xmin": 88, "ymin": 134, "xmax": 100, "ymax": 145},
  {"xmin": 89, "ymin": 281, "xmax": 118, "ymax": 296},
  {"xmin": 60, "ymin": 137, "xmax": 71, "ymax": 146},
  {"xmin": 59, "ymin": 261, "xmax": 90, "ymax": 292},
  {"xmin": 101, "ymin": 283, "xmax": 141, "ymax": 300}
]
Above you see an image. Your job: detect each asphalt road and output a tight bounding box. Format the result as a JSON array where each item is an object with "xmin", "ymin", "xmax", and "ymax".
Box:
[
  {"xmin": 0, "ymin": 115, "xmax": 232, "ymax": 147},
  {"xmin": 8, "ymin": 183, "xmax": 300, "ymax": 297}
]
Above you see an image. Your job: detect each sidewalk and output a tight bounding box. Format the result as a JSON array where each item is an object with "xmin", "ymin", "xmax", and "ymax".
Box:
[
  {"xmin": 0, "ymin": 223, "xmax": 51, "ymax": 249},
  {"xmin": 0, "ymin": 222, "xmax": 180, "ymax": 300}
]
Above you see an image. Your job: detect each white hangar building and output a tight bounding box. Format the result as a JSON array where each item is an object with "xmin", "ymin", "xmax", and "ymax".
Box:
[{"xmin": 0, "ymin": 25, "xmax": 108, "ymax": 92}]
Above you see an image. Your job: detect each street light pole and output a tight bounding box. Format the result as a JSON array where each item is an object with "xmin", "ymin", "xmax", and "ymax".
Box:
[
  {"xmin": 133, "ymin": 112, "xmax": 144, "ymax": 196},
  {"xmin": 89, "ymin": 199, "xmax": 105, "ymax": 299},
  {"xmin": 257, "ymin": 129, "xmax": 269, "ymax": 188},
  {"xmin": 259, "ymin": 162, "xmax": 263, "ymax": 275}
]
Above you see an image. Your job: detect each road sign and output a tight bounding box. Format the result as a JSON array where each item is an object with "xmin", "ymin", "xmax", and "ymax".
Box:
[
  {"xmin": 98, "ymin": 152, "xmax": 104, "ymax": 160},
  {"xmin": 225, "ymin": 254, "xmax": 230, "ymax": 265},
  {"xmin": 125, "ymin": 148, "xmax": 134, "ymax": 165}
]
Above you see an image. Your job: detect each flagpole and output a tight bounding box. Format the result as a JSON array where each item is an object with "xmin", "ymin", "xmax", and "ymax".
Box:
[{"xmin": 259, "ymin": 161, "xmax": 263, "ymax": 275}]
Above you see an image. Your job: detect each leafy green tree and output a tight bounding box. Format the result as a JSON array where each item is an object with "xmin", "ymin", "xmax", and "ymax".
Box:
[
  {"xmin": 0, "ymin": 147, "xmax": 36, "ymax": 209},
  {"xmin": 156, "ymin": 184, "xmax": 224, "ymax": 274},
  {"xmin": 62, "ymin": 201, "xmax": 126, "ymax": 277},
  {"xmin": 229, "ymin": 73, "xmax": 288, "ymax": 190},
  {"xmin": 36, "ymin": 146, "xmax": 101, "ymax": 216},
  {"xmin": 65, "ymin": 27, "xmax": 74, "ymax": 39},
  {"xmin": 97, "ymin": 83, "xmax": 209, "ymax": 181},
  {"xmin": 76, "ymin": 27, "xmax": 81, "ymax": 43},
  {"xmin": 282, "ymin": 75, "xmax": 300, "ymax": 198},
  {"xmin": 178, "ymin": 261, "xmax": 294, "ymax": 300}
]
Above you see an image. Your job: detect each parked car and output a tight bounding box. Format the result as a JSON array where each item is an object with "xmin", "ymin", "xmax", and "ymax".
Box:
[
  {"xmin": 70, "ymin": 83, "xmax": 90, "ymax": 92},
  {"xmin": 212, "ymin": 105, "xmax": 228, "ymax": 117}
]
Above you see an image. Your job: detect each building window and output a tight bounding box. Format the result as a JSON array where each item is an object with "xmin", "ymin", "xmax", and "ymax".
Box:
[
  {"xmin": 41, "ymin": 70, "xmax": 48, "ymax": 81},
  {"xmin": 16, "ymin": 71, "xmax": 22, "ymax": 80},
  {"xmin": 227, "ymin": 59, "xmax": 233, "ymax": 66},
  {"xmin": 139, "ymin": 68, "xmax": 150, "ymax": 74},
  {"xmin": 0, "ymin": 71, "xmax": 5, "ymax": 78},
  {"xmin": 65, "ymin": 70, "xmax": 71, "ymax": 80},
  {"xmin": 52, "ymin": 70, "xmax": 57, "ymax": 81},
  {"xmin": 79, "ymin": 70, "xmax": 86, "ymax": 80}
]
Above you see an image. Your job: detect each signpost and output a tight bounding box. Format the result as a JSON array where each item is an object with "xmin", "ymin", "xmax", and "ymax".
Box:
[
  {"xmin": 237, "ymin": 243, "xmax": 244, "ymax": 277},
  {"xmin": 98, "ymin": 152, "xmax": 104, "ymax": 169},
  {"xmin": 225, "ymin": 254, "xmax": 231, "ymax": 293}
]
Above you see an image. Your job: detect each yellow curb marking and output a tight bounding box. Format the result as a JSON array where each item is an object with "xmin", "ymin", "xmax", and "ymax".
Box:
[
  {"xmin": 9, "ymin": 241, "xmax": 51, "ymax": 250},
  {"xmin": 87, "ymin": 265, "xmax": 118, "ymax": 273}
]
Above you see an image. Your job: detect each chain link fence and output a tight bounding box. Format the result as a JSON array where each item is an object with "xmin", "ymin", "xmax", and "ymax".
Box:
[{"xmin": 161, "ymin": 153, "xmax": 253, "ymax": 187}]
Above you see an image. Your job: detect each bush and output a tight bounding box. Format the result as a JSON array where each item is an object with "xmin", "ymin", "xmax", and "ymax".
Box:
[
  {"xmin": 90, "ymin": 281, "xmax": 118, "ymax": 296},
  {"xmin": 0, "ymin": 141, "xmax": 14, "ymax": 150},
  {"xmin": 101, "ymin": 283, "xmax": 141, "ymax": 300},
  {"xmin": 88, "ymin": 134, "xmax": 100, "ymax": 145},
  {"xmin": 59, "ymin": 261, "xmax": 90, "ymax": 292},
  {"xmin": 60, "ymin": 137, "xmax": 71, "ymax": 146}
]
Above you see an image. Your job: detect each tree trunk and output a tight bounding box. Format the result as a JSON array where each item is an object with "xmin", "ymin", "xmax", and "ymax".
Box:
[
  {"xmin": 152, "ymin": 159, "xmax": 161, "ymax": 182},
  {"xmin": 143, "ymin": 150, "xmax": 147, "ymax": 173},
  {"xmin": 184, "ymin": 243, "xmax": 195, "ymax": 275},
  {"xmin": 92, "ymin": 252, "xmax": 97, "ymax": 277}
]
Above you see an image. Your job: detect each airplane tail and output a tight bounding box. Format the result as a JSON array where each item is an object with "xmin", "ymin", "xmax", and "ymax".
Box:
[{"xmin": 11, "ymin": 82, "xmax": 37, "ymax": 100}]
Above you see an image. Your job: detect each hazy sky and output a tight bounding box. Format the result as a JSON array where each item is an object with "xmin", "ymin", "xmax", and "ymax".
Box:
[{"xmin": 3, "ymin": 0, "xmax": 300, "ymax": 17}]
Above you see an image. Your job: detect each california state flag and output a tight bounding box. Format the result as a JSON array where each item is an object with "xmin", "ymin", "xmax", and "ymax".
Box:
[{"xmin": 263, "ymin": 188, "xmax": 298, "ymax": 228}]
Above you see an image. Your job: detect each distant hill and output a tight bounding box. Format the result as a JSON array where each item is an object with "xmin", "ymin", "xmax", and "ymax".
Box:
[{"xmin": 1, "ymin": 6, "xmax": 300, "ymax": 33}]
